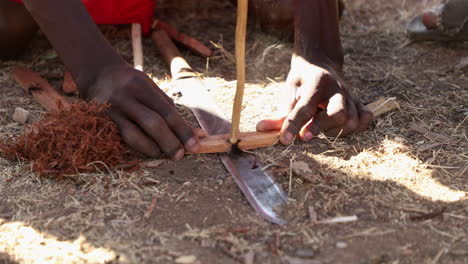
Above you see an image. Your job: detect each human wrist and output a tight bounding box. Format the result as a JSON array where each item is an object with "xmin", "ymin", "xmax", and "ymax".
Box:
[
  {"xmin": 291, "ymin": 52, "xmax": 343, "ymax": 75},
  {"xmin": 75, "ymin": 61, "xmax": 129, "ymax": 100},
  {"xmin": 293, "ymin": 0, "xmax": 344, "ymax": 69}
]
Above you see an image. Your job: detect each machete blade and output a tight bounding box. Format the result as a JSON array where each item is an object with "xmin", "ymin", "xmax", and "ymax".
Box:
[
  {"xmin": 221, "ymin": 151, "xmax": 288, "ymax": 224},
  {"xmin": 178, "ymin": 83, "xmax": 289, "ymax": 224}
]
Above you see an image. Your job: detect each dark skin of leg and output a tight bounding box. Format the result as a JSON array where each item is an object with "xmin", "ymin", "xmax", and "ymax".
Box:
[
  {"xmin": 256, "ymin": 0, "xmax": 373, "ymax": 144},
  {"xmin": 0, "ymin": 0, "xmax": 38, "ymax": 59},
  {"xmin": 1, "ymin": 0, "xmax": 371, "ymax": 159}
]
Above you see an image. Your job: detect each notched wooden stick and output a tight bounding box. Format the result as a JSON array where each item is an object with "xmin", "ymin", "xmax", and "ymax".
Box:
[
  {"xmin": 132, "ymin": 23, "xmax": 144, "ymax": 71},
  {"xmin": 190, "ymin": 131, "xmax": 280, "ymax": 154},
  {"xmin": 194, "ymin": 97, "xmax": 399, "ymax": 154}
]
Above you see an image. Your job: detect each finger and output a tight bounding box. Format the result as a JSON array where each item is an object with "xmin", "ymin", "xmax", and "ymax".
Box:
[
  {"xmin": 256, "ymin": 116, "xmax": 286, "ymax": 132},
  {"xmin": 136, "ymin": 80, "xmax": 199, "ymax": 153},
  {"xmin": 108, "ymin": 111, "xmax": 163, "ymax": 158},
  {"xmin": 322, "ymin": 99, "xmax": 359, "ymax": 138},
  {"xmin": 280, "ymin": 90, "xmax": 321, "ymax": 144},
  {"xmin": 298, "ymin": 93, "xmax": 347, "ymax": 141},
  {"xmin": 283, "ymin": 73, "xmax": 301, "ymax": 114},
  {"xmin": 356, "ymin": 102, "xmax": 373, "ymax": 132},
  {"xmin": 192, "ymin": 127, "xmax": 207, "ymax": 138},
  {"xmin": 119, "ymin": 99, "xmax": 185, "ymax": 160}
]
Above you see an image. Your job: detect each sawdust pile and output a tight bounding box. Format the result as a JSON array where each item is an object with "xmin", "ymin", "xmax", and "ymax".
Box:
[{"xmin": 0, "ymin": 102, "xmax": 134, "ymax": 177}]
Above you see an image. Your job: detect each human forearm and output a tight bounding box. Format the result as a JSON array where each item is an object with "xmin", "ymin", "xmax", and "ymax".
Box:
[
  {"xmin": 22, "ymin": 0, "xmax": 126, "ymax": 97},
  {"xmin": 293, "ymin": 0, "xmax": 343, "ymax": 68}
]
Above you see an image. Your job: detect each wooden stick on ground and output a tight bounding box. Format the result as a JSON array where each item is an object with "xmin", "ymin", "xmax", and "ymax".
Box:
[
  {"xmin": 12, "ymin": 66, "xmax": 70, "ymax": 111},
  {"xmin": 132, "ymin": 23, "xmax": 144, "ymax": 71},
  {"xmin": 153, "ymin": 20, "xmax": 214, "ymax": 58},
  {"xmin": 193, "ymin": 97, "xmax": 398, "ymax": 154}
]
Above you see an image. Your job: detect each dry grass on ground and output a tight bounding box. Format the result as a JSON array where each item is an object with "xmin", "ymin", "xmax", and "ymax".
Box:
[{"xmin": 1, "ymin": 0, "xmax": 467, "ymax": 263}]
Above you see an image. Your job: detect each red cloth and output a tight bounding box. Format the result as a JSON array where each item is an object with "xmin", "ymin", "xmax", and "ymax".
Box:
[{"xmin": 11, "ymin": 0, "xmax": 155, "ymax": 35}]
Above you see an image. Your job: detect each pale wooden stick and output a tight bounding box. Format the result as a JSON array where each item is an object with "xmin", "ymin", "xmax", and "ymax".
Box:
[
  {"xmin": 132, "ymin": 23, "xmax": 144, "ymax": 71},
  {"xmin": 229, "ymin": 0, "xmax": 248, "ymax": 144},
  {"xmin": 193, "ymin": 98, "xmax": 399, "ymax": 154}
]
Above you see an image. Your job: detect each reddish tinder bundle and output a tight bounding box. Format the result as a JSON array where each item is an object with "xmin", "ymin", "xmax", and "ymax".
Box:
[{"xmin": 0, "ymin": 102, "xmax": 131, "ymax": 178}]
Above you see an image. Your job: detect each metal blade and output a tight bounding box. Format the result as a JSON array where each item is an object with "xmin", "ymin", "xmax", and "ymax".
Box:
[{"xmin": 176, "ymin": 76, "xmax": 289, "ymax": 224}]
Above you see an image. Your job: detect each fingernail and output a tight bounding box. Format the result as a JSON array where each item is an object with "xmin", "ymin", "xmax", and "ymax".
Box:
[
  {"xmin": 304, "ymin": 131, "xmax": 313, "ymax": 142},
  {"xmin": 185, "ymin": 137, "xmax": 199, "ymax": 152},
  {"xmin": 282, "ymin": 132, "xmax": 294, "ymax": 144},
  {"xmin": 173, "ymin": 149, "xmax": 184, "ymax": 161}
]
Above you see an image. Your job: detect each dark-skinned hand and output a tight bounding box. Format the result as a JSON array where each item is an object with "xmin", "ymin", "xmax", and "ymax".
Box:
[
  {"xmin": 85, "ymin": 65, "xmax": 203, "ymax": 159},
  {"xmin": 256, "ymin": 56, "xmax": 373, "ymax": 144}
]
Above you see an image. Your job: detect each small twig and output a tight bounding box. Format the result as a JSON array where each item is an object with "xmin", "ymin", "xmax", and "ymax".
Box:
[
  {"xmin": 26, "ymin": 208, "xmax": 76, "ymax": 221},
  {"xmin": 288, "ymin": 154, "xmax": 296, "ymax": 196},
  {"xmin": 430, "ymin": 247, "xmax": 448, "ymax": 264},
  {"xmin": 144, "ymin": 196, "xmax": 158, "ymax": 219},
  {"xmin": 132, "ymin": 23, "xmax": 144, "ymax": 71},
  {"xmin": 318, "ymin": 215, "xmax": 358, "ymax": 224},
  {"xmin": 140, "ymin": 159, "xmax": 164, "ymax": 168},
  {"xmin": 175, "ymin": 191, "xmax": 188, "ymax": 203},
  {"xmin": 410, "ymin": 206, "xmax": 446, "ymax": 221},
  {"xmin": 374, "ymin": 198, "xmax": 428, "ymax": 214},
  {"xmin": 219, "ymin": 247, "xmax": 243, "ymax": 263},
  {"xmin": 409, "ymin": 123, "xmax": 451, "ymax": 141}
]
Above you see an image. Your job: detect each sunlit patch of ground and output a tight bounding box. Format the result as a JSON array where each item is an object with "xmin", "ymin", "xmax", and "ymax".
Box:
[
  {"xmin": 310, "ymin": 139, "xmax": 466, "ymax": 202},
  {"xmin": 0, "ymin": 219, "xmax": 120, "ymax": 264}
]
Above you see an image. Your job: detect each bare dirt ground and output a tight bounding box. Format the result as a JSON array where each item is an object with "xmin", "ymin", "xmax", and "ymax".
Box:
[{"xmin": 1, "ymin": 0, "xmax": 467, "ymax": 263}]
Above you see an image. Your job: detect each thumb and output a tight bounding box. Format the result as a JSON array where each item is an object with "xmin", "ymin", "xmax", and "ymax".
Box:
[{"xmin": 256, "ymin": 116, "xmax": 286, "ymax": 132}]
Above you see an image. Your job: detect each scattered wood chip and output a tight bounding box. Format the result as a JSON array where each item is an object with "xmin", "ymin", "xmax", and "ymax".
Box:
[
  {"xmin": 308, "ymin": 206, "xmax": 318, "ymax": 222},
  {"xmin": 336, "ymin": 241, "xmax": 348, "ymax": 249},
  {"xmin": 292, "ymin": 161, "xmax": 312, "ymax": 174},
  {"xmin": 138, "ymin": 177, "xmax": 161, "ymax": 186},
  {"xmin": 12, "ymin": 107, "xmax": 30, "ymax": 124},
  {"xmin": 410, "ymin": 207, "xmax": 446, "ymax": 222},
  {"xmin": 175, "ymin": 255, "xmax": 197, "ymax": 264},
  {"xmin": 143, "ymin": 196, "xmax": 158, "ymax": 219},
  {"xmin": 409, "ymin": 123, "xmax": 450, "ymax": 141},
  {"xmin": 292, "ymin": 161, "xmax": 316, "ymax": 182},
  {"xmin": 26, "ymin": 207, "xmax": 76, "ymax": 221},
  {"xmin": 294, "ymin": 248, "xmax": 316, "ymax": 258},
  {"xmin": 318, "ymin": 215, "xmax": 358, "ymax": 224},
  {"xmin": 140, "ymin": 159, "xmax": 165, "ymax": 168},
  {"xmin": 244, "ymin": 250, "xmax": 255, "ymax": 264},
  {"xmin": 62, "ymin": 71, "xmax": 78, "ymax": 94},
  {"xmin": 282, "ymin": 255, "xmax": 322, "ymax": 264},
  {"xmin": 455, "ymin": 56, "xmax": 468, "ymax": 70},
  {"xmin": 418, "ymin": 142, "xmax": 444, "ymax": 152},
  {"xmin": 366, "ymin": 97, "xmax": 399, "ymax": 117},
  {"xmin": 175, "ymin": 191, "xmax": 188, "ymax": 203}
]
